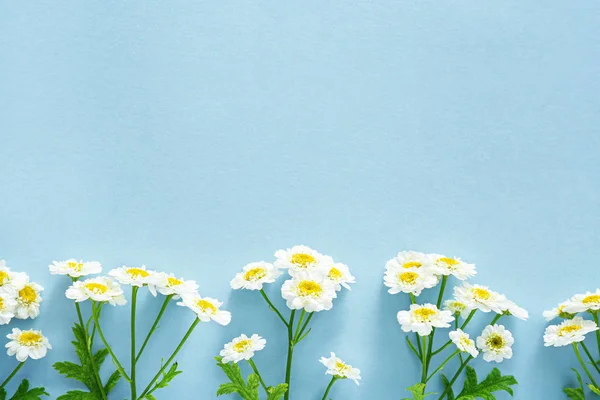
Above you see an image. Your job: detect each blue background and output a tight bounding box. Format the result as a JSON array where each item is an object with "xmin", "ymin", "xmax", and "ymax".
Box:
[{"xmin": 1, "ymin": 1, "xmax": 599, "ymax": 399}]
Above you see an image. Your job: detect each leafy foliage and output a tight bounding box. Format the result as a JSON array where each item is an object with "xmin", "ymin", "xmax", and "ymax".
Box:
[
  {"xmin": 0, "ymin": 379, "xmax": 48, "ymax": 400},
  {"xmin": 215, "ymin": 356, "xmax": 288, "ymax": 400},
  {"xmin": 53, "ymin": 322, "xmax": 121, "ymax": 399},
  {"xmin": 564, "ymin": 369, "xmax": 585, "ymax": 400},
  {"xmin": 441, "ymin": 374, "xmax": 455, "ymax": 400},
  {"xmin": 402, "ymin": 383, "xmax": 434, "ymax": 400},
  {"xmin": 141, "ymin": 361, "xmax": 183, "ymax": 399},
  {"xmin": 455, "ymin": 366, "xmax": 518, "ymax": 400}
]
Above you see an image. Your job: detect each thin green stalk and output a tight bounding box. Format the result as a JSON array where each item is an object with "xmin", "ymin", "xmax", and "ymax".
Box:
[
  {"xmin": 138, "ymin": 318, "xmax": 200, "ymax": 399},
  {"xmin": 581, "ymin": 341, "xmax": 600, "ymax": 375},
  {"xmin": 460, "ymin": 310, "xmax": 477, "ymax": 330},
  {"xmin": 136, "ymin": 294, "xmax": 173, "ymax": 362},
  {"xmin": 92, "ymin": 302, "xmax": 130, "ymax": 381},
  {"xmin": 284, "ymin": 310, "xmax": 296, "ymax": 400},
  {"xmin": 420, "ymin": 336, "xmax": 428, "ymax": 383},
  {"xmin": 248, "ymin": 359, "xmax": 268, "ymax": 394},
  {"xmin": 426, "ymin": 276, "xmax": 448, "ymax": 375},
  {"xmin": 260, "ymin": 289, "xmax": 289, "ymax": 326},
  {"xmin": 0, "ymin": 362, "xmax": 25, "ymax": 388},
  {"xmin": 426, "ymin": 350, "xmax": 460, "ymax": 383},
  {"xmin": 490, "ymin": 313, "xmax": 502, "ymax": 325},
  {"xmin": 295, "ymin": 312, "xmax": 314, "ymax": 342},
  {"xmin": 437, "ymin": 356, "xmax": 473, "ymax": 400},
  {"xmin": 321, "ymin": 376, "xmax": 338, "ymax": 400},
  {"xmin": 406, "ymin": 337, "xmax": 421, "ymax": 358},
  {"xmin": 76, "ymin": 302, "xmax": 107, "ymax": 400},
  {"xmin": 433, "ymin": 310, "xmax": 478, "ymax": 357},
  {"xmin": 573, "ymin": 343, "xmax": 599, "ymax": 388},
  {"xmin": 130, "ymin": 286, "xmax": 139, "ymax": 400},
  {"xmin": 410, "ymin": 293, "xmax": 422, "ymax": 357},
  {"xmin": 593, "ymin": 312, "xmax": 600, "ymax": 357},
  {"xmin": 293, "ymin": 310, "xmax": 306, "ymax": 342}
]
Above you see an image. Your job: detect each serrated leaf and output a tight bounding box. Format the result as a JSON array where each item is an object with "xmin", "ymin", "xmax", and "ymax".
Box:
[
  {"xmin": 103, "ymin": 370, "xmax": 121, "ymax": 394},
  {"xmin": 563, "ymin": 369, "xmax": 585, "ymax": 400},
  {"xmin": 214, "ymin": 356, "xmax": 260, "ymax": 400},
  {"xmin": 266, "ymin": 384, "xmax": 288, "ymax": 400},
  {"xmin": 441, "ymin": 374, "xmax": 455, "ymax": 400},
  {"xmin": 456, "ymin": 367, "xmax": 518, "ymax": 400},
  {"xmin": 56, "ymin": 391, "xmax": 97, "ymax": 400},
  {"xmin": 402, "ymin": 383, "xmax": 435, "ymax": 400},
  {"xmin": 6, "ymin": 379, "xmax": 48, "ymax": 400}
]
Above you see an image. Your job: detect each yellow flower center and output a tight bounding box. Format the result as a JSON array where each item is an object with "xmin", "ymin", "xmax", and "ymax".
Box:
[
  {"xmin": 85, "ymin": 283, "xmax": 109, "ymax": 293},
  {"xmin": 403, "ymin": 261, "xmax": 422, "ymax": 269},
  {"xmin": 328, "ymin": 267, "xmax": 342, "ymax": 280},
  {"xmin": 0, "ymin": 297, "xmax": 4, "ymax": 310},
  {"xmin": 297, "ymin": 280, "xmax": 322, "ymax": 297},
  {"xmin": 19, "ymin": 331, "xmax": 43, "ymax": 346},
  {"xmin": 335, "ymin": 361, "xmax": 350, "ymax": 373},
  {"xmin": 197, "ymin": 300, "xmax": 217, "ymax": 314},
  {"xmin": 438, "ymin": 258, "xmax": 459, "ymax": 269},
  {"xmin": 167, "ymin": 277, "xmax": 182, "ymax": 286},
  {"xmin": 559, "ymin": 324, "xmax": 582, "ymax": 336},
  {"xmin": 460, "ymin": 336, "xmax": 473, "ymax": 348},
  {"xmin": 473, "ymin": 288, "xmax": 491, "ymax": 301},
  {"xmin": 19, "ymin": 286, "xmax": 37, "ymax": 303},
  {"xmin": 291, "ymin": 253, "xmax": 316, "ymax": 267},
  {"xmin": 486, "ymin": 334, "xmax": 505, "ymax": 350},
  {"xmin": 398, "ymin": 271, "xmax": 419, "ymax": 285},
  {"xmin": 127, "ymin": 268, "xmax": 150, "ymax": 278},
  {"xmin": 583, "ymin": 295, "xmax": 600, "ymax": 305},
  {"xmin": 233, "ymin": 339, "xmax": 252, "ymax": 352},
  {"xmin": 244, "ymin": 267, "xmax": 267, "ymax": 282},
  {"xmin": 414, "ymin": 307, "xmax": 437, "ymax": 322},
  {"xmin": 0, "ymin": 271, "xmax": 9, "ymax": 284},
  {"xmin": 67, "ymin": 261, "xmax": 84, "ymax": 271}
]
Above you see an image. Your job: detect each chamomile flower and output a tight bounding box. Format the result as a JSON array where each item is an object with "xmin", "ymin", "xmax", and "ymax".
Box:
[
  {"xmin": 0, "ymin": 262, "xmax": 27, "ymax": 290},
  {"xmin": 49, "ymin": 259, "xmax": 102, "ymax": 278},
  {"xmin": 147, "ymin": 272, "xmax": 199, "ymax": 299},
  {"xmin": 274, "ymin": 245, "xmax": 324, "ymax": 276},
  {"xmin": 281, "ymin": 271, "xmax": 337, "ymax": 312},
  {"xmin": 449, "ymin": 329, "xmax": 479, "ymax": 358},
  {"xmin": 543, "ymin": 317, "xmax": 599, "ymax": 347},
  {"xmin": 15, "ymin": 279, "xmax": 43, "ymax": 320},
  {"xmin": 6, "ymin": 328, "xmax": 52, "ymax": 362},
  {"xmin": 397, "ymin": 304, "xmax": 454, "ymax": 336},
  {"xmin": 385, "ymin": 251, "xmax": 440, "ymax": 276},
  {"xmin": 454, "ymin": 283, "xmax": 506, "ymax": 314},
  {"xmin": 444, "ymin": 299, "xmax": 472, "ymax": 318},
  {"xmin": 322, "ymin": 258, "xmax": 355, "ymax": 291},
  {"xmin": 109, "ymin": 265, "xmax": 154, "ymax": 287},
  {"xmin": 230, "ymin": 262, "xmax": 282, "ymax": 291},
  {"xmin": 65, "ymin": 276, "xmax": 126, "ymax": 306},
  {"xmin": 501, "ymin": 300, "xmax": 529, "ymax": 320},
  {"xmin": 543, "ymin": 301, "xmax": 574, "ymax": 321},
  {"xmin": 432, "ymin": 254, "xmax": 476, "ymax": 280},
  {"xmin": 0, "ymin": 286, "xmax": 17, "ymax": 325},
  {"xmin": 177, "ymin": 294, "xmax": 231, "ymax": 326},
  {"xmin": 476, "ymin": 325, "xmax": 514, "ymax": 363},
  {"xmin": 384, "ymin": 267, "xmax": 438, "ymax": 296},
  {"xmin": 219, "ymin": 334, "xmax": 266, "ymax": 363},
  {"xmin": 319, "ymin": 352, "xmax": 361, "ymax": 385},
  {"xmin": 564, "ymin": 289, "xmax": 600, "ymax": 314}
]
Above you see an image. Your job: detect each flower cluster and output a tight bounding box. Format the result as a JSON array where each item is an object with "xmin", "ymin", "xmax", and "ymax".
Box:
[{"xmin": 0, "ymin": 260, "xmax": 44, "ymax": 323}]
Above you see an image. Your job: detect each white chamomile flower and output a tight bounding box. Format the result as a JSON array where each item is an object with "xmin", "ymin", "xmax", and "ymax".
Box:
[
  {"xmin": 543, "ymin": 301, "xmax": 574, "ymax": 321},
  {"xmin": 543, "ymin": 317, "xmax": 599, "ymax": 347},
  {"xmin": 501, "ymin": 300, "xmax": 529, "ymax": 320},
  {"xmin": 274, "ymin": 245, "xmax": 324, "ymax": 276},
  {"xmin": 177, "ymin": 294, "xmax": 231, "ymax": 326},
  {"xmin": 147, "ymin": 272, "xmax": 199, "ymax": 299},
  {"xmin": 109, "ymin": 265, "xmax": 154, "ymax": 287},
  {"xmin": 564, "ymin": 289, "xmax": 600, "ymax": 314},
  {"xmin": 449, "ymin": 329, "xmax": 479, "ymax": 358},
  {"xmin": 397, "ymin": 304, "xmax": 454, "ymax": 336},
  {"xmin": 15, "ymin": 279, "xmax": 43, "ymax": 320},
  {"xmin": 384, "ymin": 266, "xmax": 438, "ymax": 296},
  {"xmin": 444, "ymin": 299, "xmax": 472, "ymax": 318},
  {"xmin": 65, "ymin": 276, "xmax": 126, "ymax": 306},
  {"xmin": 49, "ymin": 259, "xmax": 102, "ymax": 278},
  {"xmin": 230, "ymin": 262, "xmax": 282, "ymax": 291},
  {"xmin": 319, "ymin": 352, "xmax": 361, "ymax": 385},
  {"xmin": 0, "ymin": 286, "xmax": 17, "ymax": 325},
  {"xmin": 6, "ymin": 328, "xmax": 52, "ymax": 362},
  {"xmin": 386, "ymin": 251, "xmax": 441, "ymax": 275},
  {"xmin": 476, "ymin": 325, "xmax": 514, "ymax": 363},
  {"xmin": 219, "ymin": 334, "xmax": 266, "ymax": 363},
  {"xmin": 0, "ymin": 262, "xmax": 27, "ymax": 290},
  {"xmin": 322, "ymin": 257, "xmax": 355, "ymax": 291},
  {"xmin": 281, "ymin": 271, "xmax": 337, "ymax": 312},
  {"xmin": 432, "ymin": 254, "xmax": 476, "ymax": 280},
  {"xmin": 454, "ymin": 283, "xmax": 506, "ymax": 314}
]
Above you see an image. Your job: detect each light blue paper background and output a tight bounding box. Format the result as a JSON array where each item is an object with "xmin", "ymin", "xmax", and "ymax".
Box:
[{"xmin": 1, "ymin": 1, "xmax": 599, "ymax": 399}]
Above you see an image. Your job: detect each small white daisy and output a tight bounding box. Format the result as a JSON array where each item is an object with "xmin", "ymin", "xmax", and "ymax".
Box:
[
  {"xmin": 444, "ymin": 299, "xmax": 472, "ymax": 318},
  {"xmin": 6, "ymin": 328, "xmax": 52, "ymax": 362},
  {"xmin": 543, "ymin": 317, "xmax": 599, "ymax": 347},
  {"xmin": 564, "ymin": 289, "xmax": 600, "ymax": 314},
  {"xmin": 449, "ymin": 329, "xmax": 479, "ymax": 358},
  {"xmin": 281, "ymin": 271, "xmax": 337, "ymax": 312},
  {"xmin": 0, "ymin": 286, "xmax": 17, "ymax": 325},
  {"xmin": 385, "ymin": 251, "xmax": 441, "ymax": 275},
  {"xmin": 108, "ymin": 265, "xmax": 154, "ymax": 287},
  {"xmin": 14, "ymin": 279, "xmax": 43, "ymax": 320},
  {"xmin": 49, "ymin": 259, "xmax": 102, "ymax": 278},
  {"xmin": 147, "ymin": 272, "xmax": 199, "ymax": 299},
  {"xmin": 319, "ymin": 352, "xmax": 361, "ymax": 385},
  {"xmin": 274, "ymin": 245, "xmax": 325, "ymax": 276},
  {"xmin": 219, "ymin": 334, "xmax": 266, "ymax": 363},
  {"xmin": 454, "ymin": 283, "xmax": 506, "ymax": 314},
  {"xmin": 543, "ymin": 301, "xmax": 573, "ymax": 321},
  {"xmin": 65, "ymin": 276, "xmax": 126, "ymax": 306},
  {"xmin": 431, "ymin": 255, "xmax": 476, "ymax": 280},
  {"xmin": 476, "ymin": 325, "xmax": 514, "ymax": 363},
  {"xmin": 177, "ymin": 294, "xmax": 231, "ymax": 326},
  {"xmin": 0, "ymin": 262, "xmax": 27, "ymax": 290},
  {"xmin": 230, "ymin": 262, "xmax": 282, "ymax": 291},
  {"xmin": 384, "ymin": 267, "xmax": 438, "ymax": 296},
  {"xmin": 501, "ymin": 300, "xmax": 528, "ymax": 320},
  {"xmin": 322, "ymin": 258, "xmax": 355, "ymax": 291},
  {"xmin": 397, "ymin": 304, "xmax": 454, "ymax": 336}
]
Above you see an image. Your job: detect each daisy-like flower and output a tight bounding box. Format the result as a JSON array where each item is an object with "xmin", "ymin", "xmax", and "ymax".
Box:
[
  {"xmin": 230, "ymin": 262, "xmax": 282, "ymax": 291},
  {"xmin": 564, "ymin": 289, "xmax": 600, "ymax": 314},
  {"xmin": 432, "ymin": 254, "xmax": 476, "ymax": 280},
  {"xmin": 397, "ymin": 304, "xmax": 454, "ymax": 336},
  {"xmin": 449, "ymin": 329, "xmax": 479, "ymax": 358},
  {"xmin": 384, "ymin": 266, "xmax": 438, "ymax": 296},
  {"xmin": 0, "ymin": 262, "xmax": 27, "ymax": 290},
  {"xmin": 454, "ymin": 283, "xmax": 506, "ymax": 314},
  {"xmin": 49, "ymin": 259, "xmax": 102, "ymax": 278},
  {"xmin": 322, "ymin": 257, "xmax": 355, "ymax": 291},
  {"xmin": 543, "ymin": 301, "xmax": 574, "ymax": 321},
  {"xmin": 319, "ymin": 352, "xmax": 361, "ymax": 385},
  {"xmin": 148, "ymin": 272, "xmax": 199, "ymax": 299},
  {"xmin": 65, "ymin": 276, "xmax": 126, "ymax": 306},
  {"xmin": 476, "ymin": 325, "xmax": 514, "ymax": 363},
  {"xmin": 109, "ymin": 265, "xmax": 154, "ymax": 287},
  {"xmin": 219, "ymin": 334, "xmax": 266, "ymax": 363},
  {"xmin": 6, "ymin": 328, "xmax": 52, "ymax": 362},
  {"xmin": 444, "ymin": 299, "xmax": 472, "ymax": 318},
  {"xmin": 0, "ymin": 286, "xmax": 17, "ymax": 325},
  {"xmin": 177, "ymin": 294, "xmax": 231, "ymax": 326},
  {"xmin": 543, "ymin": 317, "xmax": 599, "ymax": 347},
  {"xmin": 501, "ymin": 300, "xmax": 529, "ymax": 320},
  {"xmin": 14, "ymin": 279, "xmax": 43, "ymax": 320},
  {"xmin": 385, "ymin": 251, "xmax": 441, "ymax": 275},
  {"xmin": 274, "ymin": 245, "xmax": 325, "ymax": 276},
  {"xmin": 281, "ymin": 270, "xmax": 337, "ymax": 312}
]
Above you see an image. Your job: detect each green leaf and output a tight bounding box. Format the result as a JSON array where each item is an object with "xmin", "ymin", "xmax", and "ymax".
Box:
[
  {"xmin": 103, "ymin": 370, "xmax": 121, "ymax": 394},
  {"xmin": 56, "ymin": 391, "xmax": 97, "ymax": 400},
  {"xmin": 266, "ymin": 384, "xmax": 288, "ymax": 400},
  {"xmin": 214, "ymin": 356, "xmax": 260, "ymax": 400},
  {"xmin": 6, "ymin": 379, "xmax": 48, "ymax": 400},
  {"xmin": 563, "ymin": 369, "xmax": 585, "ymax": 400},
  {"xmin": 402, "ymin": 383, "xmax": 435, "ymax": 400},
  {"xmin": 589, "ymin": 384, "xmax": 600, "ymax": 396},
  {"xmin": 456, "ymin": 367, "xmax": 518, "ymax": 400},
  {"xmin": 153, "ymin": 362, "xmax": 183, "ymax": 391},
  {"xmin": 441, "ymin": 374, "xmax": 455, "ymax": 400}
]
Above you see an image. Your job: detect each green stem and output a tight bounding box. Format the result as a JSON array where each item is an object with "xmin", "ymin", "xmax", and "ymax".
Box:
[
  {"xmin": 437, "ymin": 356, "xmax": 473, "ymax": 400},
  {"xmin": 0, "ymin": 362, "xmax": 25, "ymax": 388},
  {"xmin": 248, "ymin": 359, "xmax": 268, "ymax": 394},
  {"xmin": 284, "ymin": 310, "xmax": 296, "ymax": 400},
  {"xmin": 421, "ymin": 335, "xmax": 428, "ymax": 383},
  {"xmin": 92, "ymin": 302, "xmax": 131, "ymax": 381},
  {"xmin": 593, "ymin": 312, "xmax": 600, "ymax": 357},
  {"xmin": 260, "ymin": 289, "xmax": 289, "ymax": 326},
  {"xmin": 426, "ymin": 350, "xmax": 460, "ymax": 383},
  {"xmin": 321, "ymin": 376, "xmax": 338, "ymax": 400},
  {"xmin": 573, "ymin": 343, "xmax": 599, "ymax": 388},
  {"xmin": 490, "ymin": 313, "xmax": 502, "ymax": 325},
  {"xmin": 293, "ymin": 310, "xmax": 306, "ymax": 342},
  {"xmin": 138, "ymin": 318, "xmax": 200, "ymax": 399},
  {"xmin": 460, "ymin": 310, "xmax": 477, "ymax": 330},
  {"xmin": 136, "ymin": 295, "xmax": 173, "ymax": 362},
  {"xmin": 76, "ymin": 302, "xmax": 107, "ymax": 400},
  {"xmin": 295, "ymin": 312, "xmax": 314, "ymax": 342},
  {"xmin": 130, "ymin": 286, "xmax": 138, "ymax": 400},
  {"xmin": 426, "ymin": 276, "xmax": 448, "ymax": 375},
  {"xmin": 581, "ymin": 341, "xmax": 600, "ymax": 376},
  {"xmin": 410, "ymin": 294, "xmax": 422, "ymax": 358}
]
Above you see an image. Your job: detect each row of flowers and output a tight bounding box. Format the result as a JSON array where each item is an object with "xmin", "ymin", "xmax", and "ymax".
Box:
[{"xmin": 1, "ymin": 248, "xmax": 599, "ymax": 399}]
